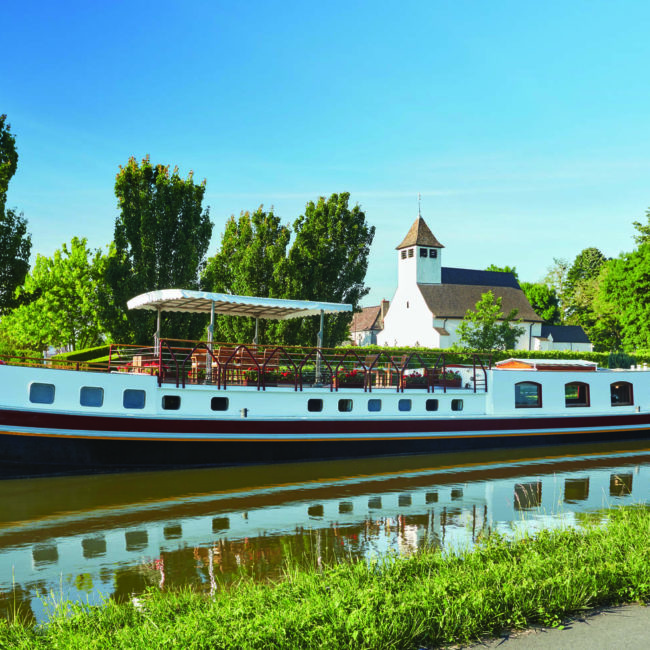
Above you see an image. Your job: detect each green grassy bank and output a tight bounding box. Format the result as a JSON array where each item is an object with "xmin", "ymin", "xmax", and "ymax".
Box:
[{"xmin": 2, "ymin": 507, "xmax": 649, "ymax": 649}]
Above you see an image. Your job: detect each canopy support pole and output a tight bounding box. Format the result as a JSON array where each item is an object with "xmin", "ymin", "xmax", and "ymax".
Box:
[
  {"xmin": 154, "ymin": 307, "xmax": 162, "ymax": 355},
  {"xmin": 315, "ymin": 309, "xmax": 324, "ymax": 385},
  {"xmin": 253, "ymin": 317, "xmax": 259, "ymax": 345},
  {"xmin": 207, "ymin": 301, "xmax": 215, "ymax": 381}
]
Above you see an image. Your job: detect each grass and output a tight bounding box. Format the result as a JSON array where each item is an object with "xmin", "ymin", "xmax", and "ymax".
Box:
[{"xmin": 1, "ymin": 506, "xmax": 648, "ymax": 649}]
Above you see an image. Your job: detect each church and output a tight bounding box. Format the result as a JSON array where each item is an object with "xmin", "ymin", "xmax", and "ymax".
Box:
[{"xmin": 350, "ymin": 216, "xmax": 592, "ymax": 352}]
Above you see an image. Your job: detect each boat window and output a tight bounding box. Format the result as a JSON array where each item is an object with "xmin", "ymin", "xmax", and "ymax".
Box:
[
  {"xmin": 426, "ymin": 398, "xmax": 439, "ymax": 411},
  {"xmin": 123, "ymin": 389, "xmax": 146, "ymax": 409},
  {"xmin": 80, "ymin": 386, "xmax": 103, "ymax": 407},
  {"xmin": 515, "ymin": 382, "xmax": 542, "ymax": 408},
  {"xmin": 451, "ymin": 399, "xmax": 464, "ymax": 412},
  {"xmin": 29, "ymin": 383, "xmax": 55, "ymax": 404},
  {"xmin": 307, "ymin": 398, "xmax": 323, "ymax": 412},
  {"xmin": 420, "ymin": 248, "xmax": 428, "ymax": 257},
  {"xmin": 398, "ymin": 399, "xmax": 412, "ymax": 412},
  {"xmin": 338, "ymin": 399, "xmax": 353, "ymax": 412},
  {"xmin": 611, "ymin": 381, "xmax": 633, "ymax": 406},
  {"xmin": 565, "ymin": 382, "xmax": 590, "ymax": 407},
  {"xmin": 162, "ymin": 395, "xmax": 181, "ymax": 410},
  {"xmin": 368, "ymin": 398, "xmax": 382, "ymax": 412},
  {"xmin": 211, "ymin": 397, "xmax": 229, "ymax": 411}
]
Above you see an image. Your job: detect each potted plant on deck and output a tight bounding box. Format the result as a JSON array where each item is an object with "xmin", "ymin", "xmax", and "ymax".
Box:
[
  {"xmin": 402, "ymin": 372, "xmax": 430, "ymax": 389},
  {"xmin": 433, "ymin": 370, "xmax": 462, "ymax": 388},
  {"xmin": 334, "ymin": 368, "xmax": 366, "ymax": 389}
]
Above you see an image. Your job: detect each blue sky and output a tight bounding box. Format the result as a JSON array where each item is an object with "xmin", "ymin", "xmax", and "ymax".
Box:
[{"xmin": 4, "ymin": 0, "xmax": 650, "ymax": 305}]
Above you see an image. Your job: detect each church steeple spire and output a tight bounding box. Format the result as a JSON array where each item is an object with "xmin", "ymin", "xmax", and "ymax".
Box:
[{"xmin": 396, "ymin": 216, "xmax": 444, "ymax": 250}]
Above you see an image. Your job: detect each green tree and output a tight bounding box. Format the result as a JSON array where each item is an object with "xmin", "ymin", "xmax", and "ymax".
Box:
[
  {"xmin": 520, "ymin": 282, "xmax": 561, "ymax": 324},
  {"xmin": 595, "ymin": 245, "xmax": 650, "ymax": 351},
  {"xmin": 0, "ymin": 114, "xmax": 31, "ymax": 314},
  {"xmin": 485, "ymin": 264, "xmax": 519, "ymax": 280},
  {"xmin": 457, "ymin": 290, "xmax": 525, "ymax": 351},
  {"xmin": 0, "ymin": 238, "xmax": 110, "ymax": 351},
  {"xmin": 544, "ymin": 257, "xmax": 570, "ymax": 322},
  {"xmin": 201, "ymin": 207, "xmax": 290, "ymax": 343},
  {"xmin": 104, "ymin": 156, "xmax": 213, "ymax": 344},
  {"xmin": 281, "ymin": 193, "xmax": 375, "ymax": 347}
]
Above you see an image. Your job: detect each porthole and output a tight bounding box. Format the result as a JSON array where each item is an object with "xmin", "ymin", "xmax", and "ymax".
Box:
[
  {"xmin": 162, "ymin": 395, "xmax": 181, "ymax": 410},
  {"xmin": 29, "ymin": 383, "xmax": 55, "ymax": 404},
  {"xmin": 398, "ymin": 399, "xmax": 412, "ymax": 412},
  {"xmin": 211, "ymin": 397, "xmax": 229, "ymax": 411},
  {"xmin": 338, "ymin": 399, "xmax": 353, "ymax": 412},
  {"xmin": 308, "ymin": 398, "xmax": 323, "ymax": 412},
  {"xmin": 123, "ymin": 389, "xmax": 146, "ymax": 409},
  {"xmin": 368, "ymin": 398, "xmax": 382, "ymax": 412},
  {"xmin": 426, "ymin": 398, "xmax": 439, "ymax": 412},
  {"xmin": 451, "ymin": 399, "xmax": 464, "ymax": 412},
  {"xmin": 80, "ymin": 386, "xmax": 103, "ymax": 407}
]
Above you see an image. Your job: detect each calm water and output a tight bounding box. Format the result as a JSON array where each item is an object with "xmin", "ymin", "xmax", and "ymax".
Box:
[{"xmin": 1, "ymin": 440, "xmax": 649, "ymax": 623}]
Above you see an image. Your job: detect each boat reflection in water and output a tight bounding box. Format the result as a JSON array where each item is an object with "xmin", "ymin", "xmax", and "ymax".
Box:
[{"xmin": 1, "ymin": 441, "xmax": 649, "ymax": 623}]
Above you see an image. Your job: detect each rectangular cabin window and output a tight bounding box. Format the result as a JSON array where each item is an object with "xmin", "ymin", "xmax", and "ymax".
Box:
[
  {"xmin": 419, "ymin": 248, "xmax": 428, "ymax": 257},
  {"xmin": 123, "ymin": 389, "xmax": 146, "ymax": 409},
  {"xmin": 211, "ymin": 397, "xmax": 229, "ymax": 411},
  {"xmin": 407, "ymin": 248, "xmax": 414, "ymax": 258},
  {"xmin": 338, "ymin": 399, "xmax": 353, "ymax": 412},
  {"xmin": 398, "ymin": 399, "xmax": 412, "ymax": 412},
  {"xmin": 367, "ymin": 398, "xmax": 382, "ymax": 412},
  {"xmin": 80, "ymin": 386, "xmax": 103, "ymax": 407},
  {"xmin": 429, "ymin": 249, "xmax": 438, "ymax": 258},
  {"xmin": 451, "ymin": 399, "xmax": 464, "ymax": 412},
  {"xmin": 30, "ymin": 383, "xmax": 55, "ymax": 404},
  {"xmin": 400, "ymin": 250, "xmax": 406, "ymax": 259},
  {"xmin": 426, "ymin": 398, "xmax": 439, "ymax": 411},
  {"xmin": 308, "ymin": 398, "xmax": 323, "ymax": 412},
  {"xmin": 162, "ymin": 395, "xmax": 181, "ymax": 410},
  {"xmin": 515, "ymin": 382, "xmax": 542, "ymax": 408}
]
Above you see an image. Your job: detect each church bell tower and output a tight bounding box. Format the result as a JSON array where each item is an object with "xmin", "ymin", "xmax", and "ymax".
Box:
[{"xmin": 395, "ymin": 216, "xmax": 444, "ymax": 287}]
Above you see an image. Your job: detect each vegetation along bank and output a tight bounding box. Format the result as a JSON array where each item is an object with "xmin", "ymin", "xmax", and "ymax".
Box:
[{"xmin": 1, "ymin": 506, "xmax": 648, "ymax": 649}]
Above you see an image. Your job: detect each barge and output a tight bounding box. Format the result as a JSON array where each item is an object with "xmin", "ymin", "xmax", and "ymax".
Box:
[{"xmin": 1, "ymin": 290, "xmax": 649, "ymax": 476}]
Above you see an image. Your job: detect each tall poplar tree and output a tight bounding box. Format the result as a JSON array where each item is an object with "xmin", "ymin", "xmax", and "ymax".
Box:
[
  {"xmin": 202, "ymin": 207, "xmax": 290, "ymax": 343},
  {"xmin": 281, "ymin": 193, "xmax": 375, "ymax": 347},
  {"xmin": 0, "ymin": 114, "xmax": 31, "ymax": 314},
  {"xmin": 104, "ymin": 156, "xmax": 213, "ymax": 343}
]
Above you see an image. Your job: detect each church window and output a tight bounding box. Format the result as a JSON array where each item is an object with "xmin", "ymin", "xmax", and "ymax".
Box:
[
  {"xmin": 430, "ymin": 249, "xmax": 438, "ymax": 258},
  {"xmin": 408, "ymin": 248, "xmax": 414, "ymax": 258},
  {"xmin": 401, "ymin": 250, "xmax": 406, "ymax": 259},
  {"xmin": 420, "ymin": 248, "xmax": 428, "ymax": 258}
]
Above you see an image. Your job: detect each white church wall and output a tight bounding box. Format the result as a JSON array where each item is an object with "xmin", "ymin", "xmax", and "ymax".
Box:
[{"xmin": 377, "ymin": 286, "xmax": 439, "ymax": 347}]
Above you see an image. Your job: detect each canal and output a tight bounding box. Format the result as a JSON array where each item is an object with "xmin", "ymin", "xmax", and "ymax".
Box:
[{"xmin": 1, "ymin": 440, "xmax": 649, "ymax": 623}]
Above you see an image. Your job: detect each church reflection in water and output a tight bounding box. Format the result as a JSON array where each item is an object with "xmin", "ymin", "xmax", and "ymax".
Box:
[{"xmin": 1, "ymin": 441, "xmax": 649, "ymax": 623}]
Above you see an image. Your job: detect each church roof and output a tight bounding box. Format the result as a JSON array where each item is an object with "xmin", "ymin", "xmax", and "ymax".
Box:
[
  {"xmin": 350, "ymin": 305, "xmax": 382, "ymax": 332},
  {"xmin": 396, "ymin": 217, "xmax": 445, "ymax": 250},
  {"xmin": 441, "ymin": 267, "xmax": 520, "ymax": 289},
  {"xmin": 540, "ymin": 325, "xmax": 591, "ymax": 343},
  {"xmin": 418, "ymin": 282, "xmax": 542, "ymax": 322}
]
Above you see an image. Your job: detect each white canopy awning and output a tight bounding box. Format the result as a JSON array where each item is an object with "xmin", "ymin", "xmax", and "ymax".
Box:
[{"xmin": 127, "ymin": 289, "xmax": 352, "ymax": 320}]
